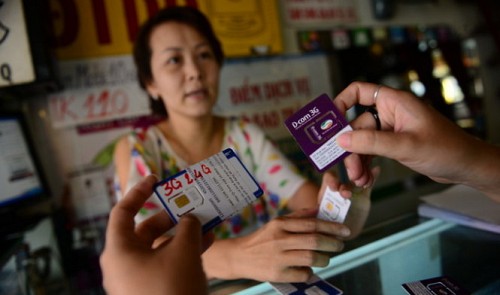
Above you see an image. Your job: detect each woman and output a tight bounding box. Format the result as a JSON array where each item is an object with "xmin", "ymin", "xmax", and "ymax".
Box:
[{"xmin": 114, "ymin": 6, "xmax": 354, "ymax": 282}]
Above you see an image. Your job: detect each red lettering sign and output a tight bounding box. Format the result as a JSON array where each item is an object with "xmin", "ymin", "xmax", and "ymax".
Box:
[
  {"xmin": 50, "ymin": 88, "xmax": 131, "ymax": 125},
  {"xmin": 161, "ymin": 165, "xmax": 213, "ymax": 197}
]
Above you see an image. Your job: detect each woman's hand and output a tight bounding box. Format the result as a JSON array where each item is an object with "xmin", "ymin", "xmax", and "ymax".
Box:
[
  {"xmin": 215, "ymin": 209, "xmax": 351, "ymax": 283},
  {"xmin": 317, "ymin": 168, "xmax": 380, "ymax": 239},
  {"xmin": 317, "ymin": 170, "xmax": 352, "ymax": 201}
]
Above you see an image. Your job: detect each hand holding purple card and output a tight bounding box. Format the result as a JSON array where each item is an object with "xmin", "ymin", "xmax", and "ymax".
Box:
[{"xmin": 284, "ymin": 94, "xmax": 352, "ymax": 172}]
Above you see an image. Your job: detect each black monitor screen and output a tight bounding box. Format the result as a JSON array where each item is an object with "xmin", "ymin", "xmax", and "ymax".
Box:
[
  {"xmin": 0, "ymin": 117, "xmax": 43, "ymax": 204},
  {"xmin": 0, "ymin": 112, "xmax": 51, "ymax": 239}
]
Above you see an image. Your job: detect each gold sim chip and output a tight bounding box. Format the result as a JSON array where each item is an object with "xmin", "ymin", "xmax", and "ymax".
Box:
[
  {"xmin": 174, "ymin": 194, "xmax": 190, "ymax": 208},
  {"xmin": 324, "ymin": 201, "xmax": 340, "ymax": 219},
  {"xmin": 326, "ymin": 201, "xmax": 334, "ymax": 211},
  {"xmin": 168, "ymin": 186, "xmax": 204, "ymax": 217}
]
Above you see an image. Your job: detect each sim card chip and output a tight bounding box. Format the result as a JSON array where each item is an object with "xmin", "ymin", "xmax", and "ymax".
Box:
[{"xmin": 168, "ymin": 186, "xmax": 203, "ymax": 217}]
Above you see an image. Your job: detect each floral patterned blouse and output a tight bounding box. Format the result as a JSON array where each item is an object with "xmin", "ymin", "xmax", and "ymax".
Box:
[{"xmin": 115, "ymin": 117, "xmax": 306, "ymax": 238}]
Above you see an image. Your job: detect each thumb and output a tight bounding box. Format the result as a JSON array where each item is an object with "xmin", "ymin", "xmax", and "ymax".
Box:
[
  {"xmin": 338, "ymin": 130, "xmax": 405, "ymax": 160},
  {"xmin": 172, "ymin": 214, "xmax": 204, "ymax": 254}
]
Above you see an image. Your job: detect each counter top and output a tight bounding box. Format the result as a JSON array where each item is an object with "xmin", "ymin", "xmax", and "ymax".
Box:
[{"xmin": 209, "ymin": 216, "xmax": 500, "ymax": 295}]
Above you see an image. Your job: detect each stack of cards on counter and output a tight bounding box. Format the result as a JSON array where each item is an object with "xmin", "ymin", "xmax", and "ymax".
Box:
[
  {"xmin": 272, "ymin": 274, "xmax": 343, "ymax": 295},
  {"xmin": 402, "ymin": 276, "xmax": 470, "ymax": 295},
  {"xmin": 284, "ymin": 93, "xmax": 352, "ymax": 173},
  {"xmin": 153, "ymin": 148, "xmax": 263, "ymax": 233}
]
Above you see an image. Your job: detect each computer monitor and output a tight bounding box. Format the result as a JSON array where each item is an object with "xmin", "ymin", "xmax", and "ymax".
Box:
[{"xmin": 0, "ymin": 110, "xmax": 52, "ymax": 241}]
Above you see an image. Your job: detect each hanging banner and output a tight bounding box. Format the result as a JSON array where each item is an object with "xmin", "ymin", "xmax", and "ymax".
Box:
[
  {"xmin": 216, "ymin": 54, "xmax": 333, "ymax": 139},
  {"xmin": 48, "ymin": 55, "xmax": 150, "ymax": 128},
  {"xmin": 49, "ymin": 0, "xmax": 282, "ymax": 60},
  {"xmin": 49, "ymin": 0, "xmax": 195, "ymax": 59},
  {"xmin": 282, "ymin": 0, "xmax": 358, "ymax": 26}
]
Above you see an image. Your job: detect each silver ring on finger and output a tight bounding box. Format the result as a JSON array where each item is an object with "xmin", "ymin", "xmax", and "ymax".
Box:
[{"xmin": 373, "ymin": 84, "xmax": 383, "ymax": 105}]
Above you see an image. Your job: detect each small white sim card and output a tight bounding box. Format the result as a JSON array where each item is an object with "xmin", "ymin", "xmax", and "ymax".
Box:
[{"xmin": 317, "ymin": 187, "xmax": 351, "ymax": 223}]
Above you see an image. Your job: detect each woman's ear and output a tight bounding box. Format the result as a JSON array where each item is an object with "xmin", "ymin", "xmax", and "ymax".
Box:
[{"xmin": 146, "ymin": 83, "xmax": 159, "ymax": 100}]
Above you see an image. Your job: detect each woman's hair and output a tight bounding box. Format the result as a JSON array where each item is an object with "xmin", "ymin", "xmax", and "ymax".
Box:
[{"xmin": 133, "ymin": 6, "xmax": 224, "ymax": 116}]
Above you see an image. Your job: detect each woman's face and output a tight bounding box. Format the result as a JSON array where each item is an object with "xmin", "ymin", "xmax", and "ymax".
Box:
[{"xmin": 146, "ymin": 22, "xmax": 220, "ymax": 119}]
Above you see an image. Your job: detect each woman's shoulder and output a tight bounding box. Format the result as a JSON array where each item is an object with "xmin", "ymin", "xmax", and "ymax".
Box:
[
  {"xmin": 127, "ymin": 119, "xmax": 165, "ymax": 142},
  {"xmin": 124, "ymin": 115, "xmax": 165, "ymax": 139},
  {"xmin": 224, "ymin": 116, "xmax": 271, "ymax": 150}
]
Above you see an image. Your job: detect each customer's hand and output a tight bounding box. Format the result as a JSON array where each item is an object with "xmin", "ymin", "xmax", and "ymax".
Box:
[
  {"xmin": 334, "ymin": 82, "xmax": 500, "ymax": 201},
  {"xmin": 100, "ymin": 175, "xmax": 213, "ymax": 295}
]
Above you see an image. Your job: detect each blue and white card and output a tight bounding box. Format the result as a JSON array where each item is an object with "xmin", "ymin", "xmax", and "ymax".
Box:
[{"xmin": 154, "ymin": 148, "xmax": 263, "ymax": 233}]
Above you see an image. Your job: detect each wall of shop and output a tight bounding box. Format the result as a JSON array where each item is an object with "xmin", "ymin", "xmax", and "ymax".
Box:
[
  {"xmin": 0, "ymin": 0, "xmax": 498, "ymax": 214},
  {"xmin": 2, "ymin": 0, "xmax": 497, "ymax": 218},
  {"xmin": 2, "ymin": 0, "xmax": 499, "ymax": 293}
]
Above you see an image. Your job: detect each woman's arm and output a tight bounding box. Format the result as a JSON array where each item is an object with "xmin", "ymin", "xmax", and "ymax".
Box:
[
  {"xmin": 285, "ymin": 180, "xmax": 320, "ymax": 212},
  {"xmin": 114, "ymin": 136, "xmax": 132, "ymax": 195}
]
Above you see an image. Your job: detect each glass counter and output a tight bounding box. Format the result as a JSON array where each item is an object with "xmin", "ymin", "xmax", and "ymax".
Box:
[{"xmin": 209, "ymin": 216, "xmax": 500, "ymax": 295}]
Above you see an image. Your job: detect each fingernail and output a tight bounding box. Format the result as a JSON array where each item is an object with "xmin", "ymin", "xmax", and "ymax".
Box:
[
  {"xmin": 340, "ymin": 189, "xmax": 352, "ymax": 198},
  {"xmin": 341, "ymin": 227, "xmax": 351, "ymax": 237},
  {"xmin": 337, "ymin": 133, "xmax": 352, "ymax": 148},
  {"xmin": 345, "ymin": 167, "xmax": 352, "ymax": 180},
  {"xmin": 354, "ymin": 180, "xmax": 364, "ymax": 187}
]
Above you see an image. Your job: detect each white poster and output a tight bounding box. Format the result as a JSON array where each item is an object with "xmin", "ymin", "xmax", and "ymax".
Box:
[
  {"xmin": 0, "ymin": 0, "xmax": 35, "ymax": 87},
  {"xmin": 69, "ymin": 167, "xmax": 112, "ymax": 221},
  {"xmin": 48, "ymin": 55, "xmax": 150, "ymax": 128},
  {"xmin": 216, "ymin": 54, "xmax": 333, "ymax": 139}
]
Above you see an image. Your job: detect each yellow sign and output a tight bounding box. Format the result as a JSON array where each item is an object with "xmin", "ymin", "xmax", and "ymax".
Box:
[
  {"xmin": 49, "ymin": 0, "xmax": 282, "ymax": 60},
  {"xmin": 199, "ymin": 0, "xmax": 283, "ymax": 57}
]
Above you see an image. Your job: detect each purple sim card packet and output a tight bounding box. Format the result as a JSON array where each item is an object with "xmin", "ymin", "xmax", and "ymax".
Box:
[
  {"xmin": 284, "ymin": 93, "xmax": 352, "ymax": 172},
  {"xmin": 402, "ymin": 276, "xmax": 471, "ymax": 295}
]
